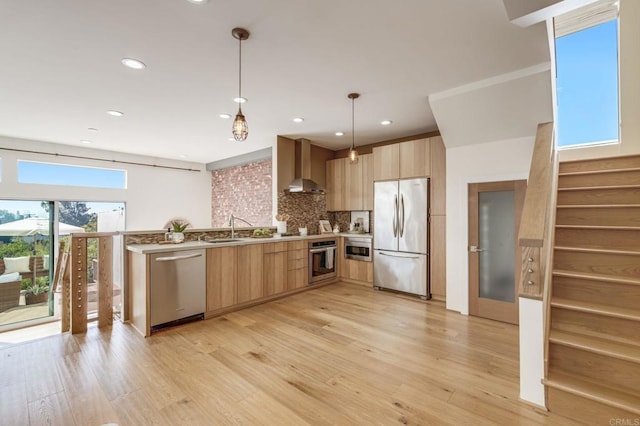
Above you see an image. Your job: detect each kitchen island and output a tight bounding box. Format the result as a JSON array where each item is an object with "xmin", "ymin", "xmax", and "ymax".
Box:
[{"xmin": 127, "ymin": 234, "xmax": 347, "ymax": 337}]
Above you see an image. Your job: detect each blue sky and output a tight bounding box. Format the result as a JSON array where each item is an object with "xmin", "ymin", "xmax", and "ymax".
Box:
[
  {"xmin": 556, "ymin": 19, "xmax": 619, "ymax": 147},
  {"xmin": 18, "ymin": 161, "xmax": 126, "ymax": 189}
]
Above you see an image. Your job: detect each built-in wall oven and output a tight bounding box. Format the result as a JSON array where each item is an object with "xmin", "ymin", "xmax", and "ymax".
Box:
[
  {"xmin": 308, "ymin": 239, "xmax": 337, "ymax": 284},
  {"xmin": 344, "ymin": 236, "xmax": 372, "ymax": 262}
]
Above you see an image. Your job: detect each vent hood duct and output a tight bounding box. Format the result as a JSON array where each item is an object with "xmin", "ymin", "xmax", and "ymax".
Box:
[{"xmin": 286, "ymin": 139, "xmax": 324, "ymax": 194}]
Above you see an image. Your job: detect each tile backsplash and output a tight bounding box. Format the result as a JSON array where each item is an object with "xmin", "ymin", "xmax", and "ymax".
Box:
[{"xmin": 277, "ymin": 192, "xmax": 331, "ymax": 235}]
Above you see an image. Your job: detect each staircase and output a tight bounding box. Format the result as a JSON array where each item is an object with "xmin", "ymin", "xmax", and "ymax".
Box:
[{"xmin": 544, "ymin": 154, "xmax": 640, "ymax": 423}]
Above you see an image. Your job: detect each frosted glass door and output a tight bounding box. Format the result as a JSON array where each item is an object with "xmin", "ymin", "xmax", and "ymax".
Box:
[
  {"xmin": 468, "ymin": 180, "xmax": 526, "ymax": 325},
  {"xmin": 478, "ymin": 190, "xmax": 515, "ymax": 303}
]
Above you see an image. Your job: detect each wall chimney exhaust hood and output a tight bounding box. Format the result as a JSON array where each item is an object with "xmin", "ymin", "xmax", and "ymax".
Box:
[{"xmin": 286, "ymin": 139, "xmax": 324, "ymax": 194}]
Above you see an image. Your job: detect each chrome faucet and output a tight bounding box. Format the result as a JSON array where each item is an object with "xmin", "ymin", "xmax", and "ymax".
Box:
[{"xmin": 228, "ymin": 214, "xmax": 253, "ymax": 239}]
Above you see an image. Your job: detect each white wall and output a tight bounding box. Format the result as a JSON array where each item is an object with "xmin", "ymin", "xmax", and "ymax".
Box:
[
  {"xmin": 445, "ymin": 136, "xmax": 534, "ymax": 313},
  {"xmin": 0, "ymin": 136, "xmax": 212, "ymax": 231}
]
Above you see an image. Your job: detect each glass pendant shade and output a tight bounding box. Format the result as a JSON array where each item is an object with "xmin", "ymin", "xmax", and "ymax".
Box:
[
  {"xmin": 349, "ymin": 146, "xmax": 359, "ymax": 164},
  {"xmin": 232, "ymin": 108, "xmax": 248, "ymax": 141}
]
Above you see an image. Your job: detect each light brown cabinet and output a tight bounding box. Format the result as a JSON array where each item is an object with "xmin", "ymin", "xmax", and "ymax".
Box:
[
  {"xmin": 287, "ymin": 240, "xmax": 307, "ymax": 290},
  {"xmin": 206, "ymin": 246, "xmax": 237, "ymax": 311},
  {"xmin": 373, "ymin": 138, "xmax": 431, "ymax": 181},
  {"xmin": 337, "ymin": 238, "xmax": 373, "ymax": 284},
  {"xmin": 237, "ymin": 244, "xmax": 263, "ymax": 303},
  {"xmin": 326, "ymin": 153, "xmax": 373, "ymax": 212},
  {"xmin": 263, "ymin": 242, "xmax": 287, "ymax": 296},
  {"xmin": 429, "ymin": 215, "xmax": 446, "ymax": 301}
]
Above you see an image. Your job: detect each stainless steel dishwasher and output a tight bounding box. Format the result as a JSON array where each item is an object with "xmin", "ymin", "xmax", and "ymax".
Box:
[{"xmin": 149, "ymin": 249, "xmax": 206, "ymax": 331}]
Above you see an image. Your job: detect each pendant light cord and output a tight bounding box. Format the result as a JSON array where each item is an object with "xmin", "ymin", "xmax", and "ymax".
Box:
[
  {"xmin": 238, "ymin": 37, "xmax": 242, "ymax": 110},
  {"xmin": 351, "ymin": 97, "xmax": 355, "ymax": 150}
]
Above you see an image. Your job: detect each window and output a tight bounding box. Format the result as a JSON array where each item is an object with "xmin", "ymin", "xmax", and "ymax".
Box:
[
  {"xmin": 17, "ymin": 161, "xmax": 127, "ymax": 189},
  {"xmin": 555, "ymin": 1, "xmax": 619, "ymax": 148}
]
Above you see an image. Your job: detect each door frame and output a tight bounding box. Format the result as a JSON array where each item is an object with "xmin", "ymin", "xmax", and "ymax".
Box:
[{"xmin": 468, "ymin": 179, "xmax": 526, "ymax": 324}]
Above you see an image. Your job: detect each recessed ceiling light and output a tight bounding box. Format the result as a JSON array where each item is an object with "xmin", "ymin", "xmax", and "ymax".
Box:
[
  {"xmin": 87, "ymin": 128, "xmax": 98, "ymax": 132},
  {"xmin": 233, "ymin": 97, "xmax": 247, "ymax": 104},
  {"xmin": 380, "ymin": 120, "xmax": 393, "ymax": 126},
  {"xmin": 121, "ymin": 58, "xmax": 146, "ymax": 70},
  {"xmin": 293, "ymin": 117, "xmax": 304, "ymax": 123},
  {"xmin": 106, "ymin": 110, "xmax": 124, "ymax": 117},
  {"xmin": 228, "ymin": 137, "xmax": 235, "ymax": 141},
  {"xmin": 80, "ymin": 140, "xmax": 92, "ymax": 145},
  {"xmin": 335, "ymin": 132, "xmax": 344, "ymax": 136},
  {"xmin": 179, "ymin": 154, "xmax": 187, "ymax": 158},
  {"xmin": 187, "ymin": 0, "xmax": 208, "ymax": 3},
  {"xmin": 219, "ymin": 113, "xmax": 232, "ymax": 119}
]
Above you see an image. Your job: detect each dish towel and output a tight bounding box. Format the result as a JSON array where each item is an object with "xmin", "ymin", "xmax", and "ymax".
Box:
[{"xmin": 325, "ymin": 247, "xmax": 335, "ymax": 269}]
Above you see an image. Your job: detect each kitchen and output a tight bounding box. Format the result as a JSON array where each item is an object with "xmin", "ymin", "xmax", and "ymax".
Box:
[{"xmin": 125, "ymin": 134, "xmax": 445, "ymax": 336}]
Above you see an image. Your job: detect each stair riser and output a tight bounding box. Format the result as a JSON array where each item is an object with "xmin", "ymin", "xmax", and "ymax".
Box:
[
  {"xmin": 554, "ymin": 250, "xmax": 640, "ymax": 279},
  {"xmin": 556, "ymin": 206, "xmax": 640, "ymax": 227},
  {"xmin": 552, "ymin": 276, "xmax": 640, "ymax": 311},
  {"xmin": 551, "ymin": 307, "xmax": 640, "ymax": 347},
  {"xmin": 557, "ymin": 186, "xmax": 640, "ymax": 205},
  {"xmin": 555, "ymin": 228, "xmax": 640, "ymax": 251},
  {"xmin": 547, "ymin": 387, "xmax": 639, "ymax": 424},
  {"xmin": 558, "ymin": 170, "xmax": 640, "ymax": 188},
  {"xmin": 549, "ymin": 344, "xmax": 640, "ymax": 394},
  {"xmin": 559, "ymin": 156, "xmax": 640, "ymax": 174}
]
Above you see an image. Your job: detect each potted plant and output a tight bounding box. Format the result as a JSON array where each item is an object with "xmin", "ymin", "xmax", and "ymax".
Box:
[
  {"xmin": 170, "ymin": 219, "xmax": 190, "ymax": 243},
  {"xmin": 25, "ymin": 282, "xmax": 49, "ymax": 305}
]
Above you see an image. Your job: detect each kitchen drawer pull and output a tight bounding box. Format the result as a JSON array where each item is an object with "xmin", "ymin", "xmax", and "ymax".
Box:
[{"xmin": 155, "ymin": 253, "xmax": 203, "ymax": 262}]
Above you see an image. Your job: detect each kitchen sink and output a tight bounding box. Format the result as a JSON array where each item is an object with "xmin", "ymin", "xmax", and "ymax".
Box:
[{"xmin": 203, "ymin": 239, "xmax": 242, "ymax": 244}]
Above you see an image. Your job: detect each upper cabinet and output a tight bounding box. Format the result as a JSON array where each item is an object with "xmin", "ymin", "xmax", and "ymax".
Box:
[
  {"xmin": 373, "ymin": 138, "xmax": 430, "ymax": 181},
  {"xmin": 326, "ymin": 153, "xmax": 373, "ymax": 212}
]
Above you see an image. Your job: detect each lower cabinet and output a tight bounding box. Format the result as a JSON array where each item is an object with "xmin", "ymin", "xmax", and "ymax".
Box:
[
  {"xmin": 341, "ymin": 258, "xmax": 373, "ymax": 284},
  {"xmin": 287, "ymin": 240, "xmax": 308, "ymax": 290},
  {"xmin": 237, "ymin": 244, "xmax": 264, "ymax": 303},
  {"xmin": 263, "ymin": 242, "xmax": 287, "ymax": 296},
  {"xmin": 206, "ymin": 246, "xmax": 237, "ymax": 311}
]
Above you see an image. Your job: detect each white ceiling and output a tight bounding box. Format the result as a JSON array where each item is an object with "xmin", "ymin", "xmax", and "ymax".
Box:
[{"xmin": 0, "ymin": 0, "xmax": 549, "ymax": 163}]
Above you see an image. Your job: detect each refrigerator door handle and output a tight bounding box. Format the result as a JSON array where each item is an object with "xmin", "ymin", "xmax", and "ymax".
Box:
[
  {"xmin": 379, "ymin": 252, "xmax": 421, "ymax": 260},
  {"xmin": 393, "ymin": 195, "xmax": 398, "ymax": 237},
  {"xmin": 399, "ymin": 193, "xmax": 405, "ymax": 237}
]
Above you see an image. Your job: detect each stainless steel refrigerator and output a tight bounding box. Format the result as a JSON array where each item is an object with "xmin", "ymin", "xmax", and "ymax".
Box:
[{"xmin": 373, "ymin": 178, "xmax": 429, "ymax": 297}]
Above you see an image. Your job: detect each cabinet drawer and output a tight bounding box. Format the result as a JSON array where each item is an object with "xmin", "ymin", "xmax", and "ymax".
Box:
[
  {"xmin": 263, "ymin": 242, "xmax": 287, "ymax": 253},
  {"xmin": 288, "ymin": 258, "xmax": 305, "ymax": 270},
  {"xmin": 287, "ymin": 240, "xmax": 306, "ymax": 251},
  {"xmin": 288, "ymin": 248, "xmax": 306, "ymax": 260}
]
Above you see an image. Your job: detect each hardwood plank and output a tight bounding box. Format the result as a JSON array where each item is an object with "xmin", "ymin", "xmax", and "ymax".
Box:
[
  {"xmin": 559, "ymin": 154, "xmax": 640, "ymax": 173},
  {"xmin": 97, "ymin": 236, "xmax": 113, "ymax": 328},
  {"xmin": 0, "ymin": 382, "xmax": 29, "ymax": 426},
  {"xmin": 28, "ymin": 391, "xmax": 76, "ymax": 426}
]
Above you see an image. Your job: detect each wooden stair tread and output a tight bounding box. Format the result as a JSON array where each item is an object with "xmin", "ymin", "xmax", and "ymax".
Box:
[
  {"xmin": 554, "ymin": 246, "xmax": 640, "ymax": 256},
  {"xmin": 557, "ymin": 204, "xmax": 640, "ymax": 208},
  {"xmin": 551, "ymin": 298, "xmax": 640, "ymax": 321},
  {"xmin": 544, "ymin": 372, "xmax": 640, "ymax": 415},
  {"xmin": 555, "ymin": 224, "xmax": 640, "ymax": 230},
  {"xmin": 558, "ymin": 167, "xmax": 640, "ymax": 177},
  {"xmin": 549, "ymin": 330, "xmax": 640, "ymax": 363},
  {"xmin": 553, "ymin": 269, "xmax": 640, "ymax": 286},
  {"xmin": 557, "ymin": 184, "xmax": 640, "ymax": 191}
]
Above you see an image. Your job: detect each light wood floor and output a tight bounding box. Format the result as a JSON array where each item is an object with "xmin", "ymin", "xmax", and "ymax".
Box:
[{"xmin": 0, "ymin": 282, "xmax": 579, "ymax": 426}]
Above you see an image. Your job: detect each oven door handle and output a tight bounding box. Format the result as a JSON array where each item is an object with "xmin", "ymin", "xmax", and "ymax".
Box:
[{"xmin": 310, "ymin": 248, "xmax": 333, "ymax": 254}]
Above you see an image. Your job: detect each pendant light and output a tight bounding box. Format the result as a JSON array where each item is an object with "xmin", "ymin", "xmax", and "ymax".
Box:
[
  {"xmin": 348, "ymin": 92, "xmax": 360, "ymax": 164},
  {"xmin": 232, "ymin": 28, "xmax": 250, "ymax": 141}
]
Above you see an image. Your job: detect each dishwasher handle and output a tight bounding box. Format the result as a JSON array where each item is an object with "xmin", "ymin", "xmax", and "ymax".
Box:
[{"xmin": 155, "ymin": 253, "xmax": 203, "ymax": 262}]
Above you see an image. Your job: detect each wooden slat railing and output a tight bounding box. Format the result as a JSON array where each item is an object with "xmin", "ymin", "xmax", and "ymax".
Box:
[
  {"xmin": 65, "ymin": 232, "xmax": 117, "ymax": 333},
  {"xmin": 518, "ymin": 122, "xmax": 558, "ymax": 300}
]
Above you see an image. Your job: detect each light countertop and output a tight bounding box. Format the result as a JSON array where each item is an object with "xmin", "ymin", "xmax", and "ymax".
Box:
[{"xmin": 127, "ymin": 233, "xmax": 371, "ymax": 255}]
